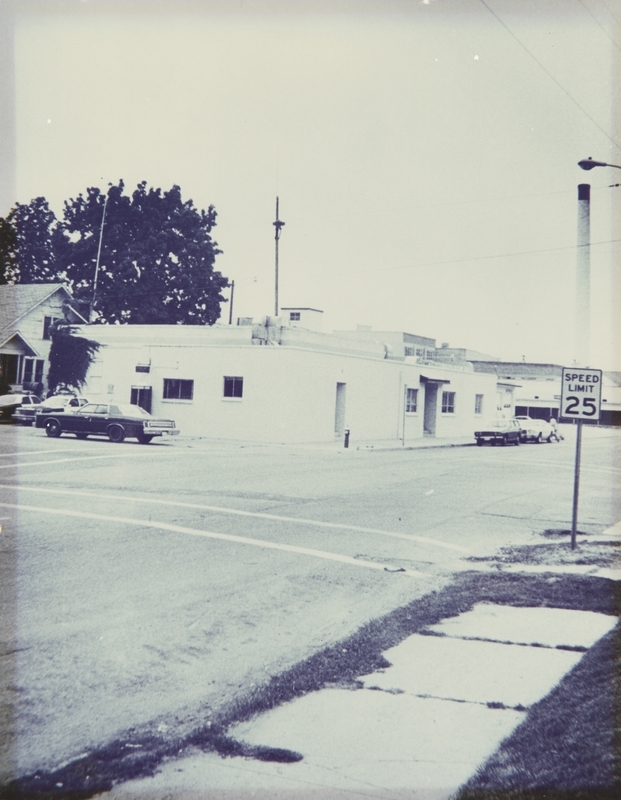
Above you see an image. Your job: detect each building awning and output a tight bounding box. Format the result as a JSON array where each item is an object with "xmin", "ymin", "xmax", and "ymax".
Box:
[{"xmin": 420, "ymin": 374, "xmax": 451, "ymax": 385}]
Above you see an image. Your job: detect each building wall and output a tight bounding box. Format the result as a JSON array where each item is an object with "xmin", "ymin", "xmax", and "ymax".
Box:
[{"xmin": 77, "ymin": 325, "xmax": 500, "ymax": 443}]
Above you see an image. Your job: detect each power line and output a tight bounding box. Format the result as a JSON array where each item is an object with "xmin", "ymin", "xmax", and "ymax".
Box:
[
  {"xmin": 577, "ymin": 0, "xmax": 621, "ymax": 53},
  {"xmin": 344, "ymin": 237, "xmax": 621, "ymax": 276},
  {"xmin": 478, "ymin": 0, "xmax": 619, "ymax": 148}
]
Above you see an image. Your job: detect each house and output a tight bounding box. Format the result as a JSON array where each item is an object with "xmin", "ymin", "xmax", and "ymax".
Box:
[
  {"xmin": 72, "ymin": 318, "xmax": 511, "ymax": 444},
  {"xmin": 0, "ymin": 283, "xmax": 86, "ymax": 394}
]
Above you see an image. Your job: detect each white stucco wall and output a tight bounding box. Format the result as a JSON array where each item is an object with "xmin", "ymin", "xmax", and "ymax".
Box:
[{"xmin": 76, "ymin": 325, "xmax": 500, "ymax": 444}]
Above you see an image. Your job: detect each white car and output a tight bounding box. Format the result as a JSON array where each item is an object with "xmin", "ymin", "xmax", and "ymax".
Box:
[
  {"xmin": 14, "ymin": 394, "xmax": 89, "ymax": 426},
  {"xmin": 513, "ymin": 416, "xmax": 555, "ymax": 443}
]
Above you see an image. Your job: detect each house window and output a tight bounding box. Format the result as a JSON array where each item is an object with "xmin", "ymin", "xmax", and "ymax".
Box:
[
  {"xmin": 289, "ymin": 312, "xmax": 300, "ymax": 321},
  {"xmin": 22, "ymin": 358, "xmax": 44, "ymax": 384},
  {"xmin": 404, "ymin": 347, "xmax": 416, "ymax": 357},
  {"xmin": 42, "ymin": 316, "xmax": 62, "ymax": 340},
  {"xmin": 223, "ymin": 376, "xmax": 243, "ymax": 398},
  {"xmin": 442, "ymin": 391, "xmax": 455, "ymax": 413},
  {"xmin": 405, "ymin": 387, "xmax": 418, "ymax": 413},
  {"xmin": 475, "ymin": 394, "xmax": 484, "ymax": 414},
  {"xmin": 163, "ymin": 378, "xmax": 194, "ymax": 400}
]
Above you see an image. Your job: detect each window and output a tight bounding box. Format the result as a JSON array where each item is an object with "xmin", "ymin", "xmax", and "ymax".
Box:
[
  {"xmin": 131, "ymin": 386, "xmax": 152, "ymax": 413},
  {"xmin": 475, "ymin": 394, "xmax": 484, "ymax": 415},
  {"xmin": 223, "ymin": 376, "xmax": 243, "ymax": 398},
  {"xmin": 441, "ymin": 391, "xmax": 455, "ymax": 414},
  {"xmin": 289, "ymin": 312, "xmax": 300, "ymax": 321},
  {"xmin": 405, "ymin": 387, "xmax": 418, "ymax": 413},
  {"xmin": 404, "ymin": 347, "xmax": 416, "ymax": 357},
  {"xmin": 22, "ymin": 358, "xmax": 44, "ymax": 384},
  {"xmin": 163, "ymin": 378, "xmax": 194, "ymax": 400},
  {"xmin": 42, "ymin": 316, "xmax": 62, "ymax": 340}
]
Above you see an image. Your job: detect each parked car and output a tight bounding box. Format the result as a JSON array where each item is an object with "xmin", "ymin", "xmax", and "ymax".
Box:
[
  {"xmin": 513, "ymin": 416, "xmax": 555, "ymax": 443},
  {"xmin": 35, "ymin": 402, "xmax": 179, "ymax": 443},
  {"xmin": 0, "ymin": 393, "xmax": 42, "ymax": 421},
  {"xmin": 14, "ymin": 394, "xmax": 89, "ymax": 426},
  {"xmin": 474, "ymin": 418, "xmax": 522, "ymax": 446}
]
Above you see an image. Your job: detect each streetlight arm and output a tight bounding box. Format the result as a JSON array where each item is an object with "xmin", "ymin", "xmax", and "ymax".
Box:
[{"xmin": 578, "ymin": 157, "xmax": 621, "ymax": 170}]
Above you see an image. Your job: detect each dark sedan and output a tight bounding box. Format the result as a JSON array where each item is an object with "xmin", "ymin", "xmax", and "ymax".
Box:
[
  {"xmin": 35, "ymin": 402, "xmax": 179, "ymax": 443},
  {"xmin": 474, "ymin": 418, "xmax": 522, "ymax": 446}
]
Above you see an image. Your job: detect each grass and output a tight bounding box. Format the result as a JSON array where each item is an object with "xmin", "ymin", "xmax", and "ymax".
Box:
[{"xmin": 2, "ymin": 570, "xmax": 619, "ymax": 799}]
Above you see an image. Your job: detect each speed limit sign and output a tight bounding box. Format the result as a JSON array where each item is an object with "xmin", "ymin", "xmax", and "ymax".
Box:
[{"xmin": 560, "ymin": 367, "xmax": 602, "ymax": 421}]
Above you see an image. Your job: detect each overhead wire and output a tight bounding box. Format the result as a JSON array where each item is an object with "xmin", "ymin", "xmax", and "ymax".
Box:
[{"xmin": 477, "ymin": 0, "xmax": 619, "ymax": 149}]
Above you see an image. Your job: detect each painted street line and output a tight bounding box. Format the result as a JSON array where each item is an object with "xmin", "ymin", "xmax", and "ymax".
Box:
[
  {"xmin": 0, "ymin": 483, "xmax": 470, "ymax": 553},
  {"xmin": 0, "ymin": 449, "xmax": 187, "ymax": 471},
  {"xmin": 479, "ymin": 457, "xmax": 621, "ymax": 475},
  {"xmin": 0, "ymin": 502, "xmax": 428, "ymax": 578},
  {"xmin": 0, "ymin": 447, "xmax": 95, "ymax": 458}
]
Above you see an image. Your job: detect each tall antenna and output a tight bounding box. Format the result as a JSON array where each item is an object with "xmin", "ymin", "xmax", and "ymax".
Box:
[{"xmin": 273, "ymin": 196, "xmax": 285, "ymax": 317}]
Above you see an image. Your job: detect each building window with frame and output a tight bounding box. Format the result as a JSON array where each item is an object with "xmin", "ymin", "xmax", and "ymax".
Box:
[
  {"xmin": 474, "ymin": 394, "xmax": 484, "ymax": 415},
  {"xmin": 289, "ymin": 312, "xmax": 300, "ymax": 321},
  {"xmin": 42, "ymin": 316, "xmax": 62, "ymax": 340},
  {"xmin": 442, "ymin": 391, "xmax": 455, "ymax": 414},
  {"xmin": 223, "ymin": 376, "xmax": 243, "ymax": 398},
  {"xmin": 163, "ymin": 378, "xmax": 194, "ymax": 400},
  {"xmin": 22, "ymin": 358, "xmax": 44, "ymax": 385},
  {"xmin": 405, "ymin": 387, "xmax": 418, "ymax": 413}
]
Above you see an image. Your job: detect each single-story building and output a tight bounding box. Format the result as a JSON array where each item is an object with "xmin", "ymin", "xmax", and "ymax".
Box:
[{"xmin": 74, "ymin": 318, "xmax": 513, "ymax": 444}]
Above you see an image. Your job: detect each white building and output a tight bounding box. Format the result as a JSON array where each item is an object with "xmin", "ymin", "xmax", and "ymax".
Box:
[{"xmin": 74, "ymin": 319, "xmax": 510, "ymax": 444}]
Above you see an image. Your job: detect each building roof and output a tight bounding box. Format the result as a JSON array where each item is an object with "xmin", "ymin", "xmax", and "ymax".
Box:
[{"xmin": 0, "ymin": 283, "xmax": 86, "ymax": 337}]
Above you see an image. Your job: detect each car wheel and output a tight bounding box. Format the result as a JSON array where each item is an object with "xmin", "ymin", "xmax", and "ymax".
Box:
[
  {"xmin": 536, "ymin": 432, "xmax": 542, "ymax": 443},
  {"xmin": 45, "ymin": 419, "xmax": 62, "ymax": 438},
  {"xmin": 476, "ymin": 438, "xmax": 483, "ymax": 446},
  {"xmin": 501, "ymin": 435, "xmax": 508, "ymax": 446},
  {"xmin": 514, "ymin": 436, "xmax": 520, "ymax": 445},
  {"xmin": 107, "ymin": 425, "xmax": 125, "ymax": 443},
  {"xmin": 75, "ymin": 433, "xmax": 88, "ymax": 440},
  {"xmin": 137, "ymin": 433, "xmax": 154, "ymax": 444}
]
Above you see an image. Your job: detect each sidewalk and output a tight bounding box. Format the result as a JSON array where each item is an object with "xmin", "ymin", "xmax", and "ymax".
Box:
[{"xmin": 97, "ymin": 602, "xmax": 618, "ymax": 800}]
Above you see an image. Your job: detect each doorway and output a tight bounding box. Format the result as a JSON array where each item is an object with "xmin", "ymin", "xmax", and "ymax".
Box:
[
  {"xmin": 334, "ymin": 382, "xmax": 347, "ymax": 437},
  {"xmin": 131, "ymin": 386, "xmax": 152, "ymax": 413},
  {"xmin": 423, "ymin": 383, "xmax": 438, "ymax": 436}
]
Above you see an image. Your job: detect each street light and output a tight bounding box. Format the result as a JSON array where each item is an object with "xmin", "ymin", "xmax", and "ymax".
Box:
[{"xmin": 574, "ymin": 158, "xmax": 621, "ymax": 367}]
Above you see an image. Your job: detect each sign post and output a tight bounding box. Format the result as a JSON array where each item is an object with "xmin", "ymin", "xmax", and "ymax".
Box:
[{"xmin": 560, "ymin": 368, "xmax": 602, "ymax": 549}]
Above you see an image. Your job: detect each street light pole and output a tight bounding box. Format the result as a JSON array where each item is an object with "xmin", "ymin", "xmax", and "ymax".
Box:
[{"xmin": 273, "ymin": 197, "xmax": 285, "ymax": 318}]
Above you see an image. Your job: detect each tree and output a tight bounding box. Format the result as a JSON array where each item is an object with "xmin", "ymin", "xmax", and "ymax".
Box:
[
  {"xmin": 47, "ymin": 324, "xmax": 101, "ymax": 394},
  {"xmin": 1, "ymin": 181, "xmax": 229, "ymax": 324},
  {"xmin": 0, "ymin": 197, "xmax": 60, "ymax": 285}
]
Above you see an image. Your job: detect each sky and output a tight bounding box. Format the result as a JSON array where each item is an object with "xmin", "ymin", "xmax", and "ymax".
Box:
[{"xmin": 2, "ymin": 0, "xmax": 620, "ymax": 368}]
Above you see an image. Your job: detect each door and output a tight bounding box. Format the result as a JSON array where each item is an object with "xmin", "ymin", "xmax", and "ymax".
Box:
[
  {"xmin": 423, "ymin": 383, "xmax": 438, "ymax": 436},
  {"xmin": 335, "ymin": 382, "xmax": 347, "ymax": 437},
  {"xmin": 131, "ymin": 386, "xmax": 152, "ymax": 413}
]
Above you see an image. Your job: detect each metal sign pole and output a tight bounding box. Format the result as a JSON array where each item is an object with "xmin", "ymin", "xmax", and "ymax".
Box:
[{"xmin": 570, "ymin": 420, "xmax": 583, "ymax": 550}]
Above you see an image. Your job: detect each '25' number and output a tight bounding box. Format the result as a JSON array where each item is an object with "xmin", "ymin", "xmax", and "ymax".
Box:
[{"xmin": 564, "ymin": 396, "xmax": 597, "ymax": 416}]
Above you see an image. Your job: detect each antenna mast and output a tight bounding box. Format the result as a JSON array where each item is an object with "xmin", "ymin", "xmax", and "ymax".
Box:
[{"xmin": 273, "ymin": 197, "xmax": 285, "ymax": 317}]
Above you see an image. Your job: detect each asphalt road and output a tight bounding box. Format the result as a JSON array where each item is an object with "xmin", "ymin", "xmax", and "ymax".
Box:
[{"xmin": 1, "ymin": 423, "xmax": 619, "ymax": 782}]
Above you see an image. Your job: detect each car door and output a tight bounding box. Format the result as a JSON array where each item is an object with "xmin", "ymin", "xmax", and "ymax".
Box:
[
  {"xmin": 70, "ymin": 404, "xmax": 106, "ymax": 434},
  {"xmin": 86, "ymin": 404, "xmax": 111, "ymax": 434}
]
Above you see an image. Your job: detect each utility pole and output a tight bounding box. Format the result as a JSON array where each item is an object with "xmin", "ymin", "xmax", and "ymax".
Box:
[
  {"xmin": 90, "ymin": 191, "xmax": 109, "ymax": 323},
  {"xmin": 576, "ymin": 183, "xmax": 590, "ymax": 367},
  {"xmin": 273, "ymin": 197, "xmax": 285, "ymax": 317},
  {"xmin": 228, "ymin": 280, "xmax": 235, "ymax": 325}
]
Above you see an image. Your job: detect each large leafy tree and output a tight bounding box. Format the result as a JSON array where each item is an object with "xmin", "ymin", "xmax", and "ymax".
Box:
[
  {"xmin": 47, "ymin": 324, "xmax": 101, "ymax": 394},
  {"xmin": 0, "ymin": 197, "xmax": 60, "ymax": 285},
  {"xmin": 1, "ymin": 181, "xmax": 228, "ymax": 324}
]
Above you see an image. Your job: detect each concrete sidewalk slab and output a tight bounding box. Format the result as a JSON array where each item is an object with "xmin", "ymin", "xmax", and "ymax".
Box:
[
  {"xmin": 426, "ymin": 603, "xmax": 618, "ymax": 648},
  {"xmin": 360, "ymin": 634, "xmax": 582, "ymax": 708},
  {"xmin": 228, "ymin": 689, "xmax": 524, "ymax": 797}
]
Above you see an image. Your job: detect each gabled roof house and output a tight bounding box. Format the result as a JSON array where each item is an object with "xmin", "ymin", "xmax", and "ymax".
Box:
[{"xmin": 0, "ymin": 283, "xmax": 86, "ymax": 393}]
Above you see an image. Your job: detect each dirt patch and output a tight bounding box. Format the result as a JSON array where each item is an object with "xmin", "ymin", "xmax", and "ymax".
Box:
[{"xmin": 467, "ymin": 539, "xmax": 620, "ymax": 569}]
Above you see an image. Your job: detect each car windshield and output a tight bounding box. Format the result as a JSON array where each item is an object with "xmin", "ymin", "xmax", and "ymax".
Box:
[
  {"xmin": 116, "ymin": 404, "xmax": 151, "ymax": 418},
  {"xmin": 489, "ymin": 419, "xmax": 509, "ymax": 428},
  {"xmin": 41, "ymin": 396, "xmax": 73, "ymax": 407}
]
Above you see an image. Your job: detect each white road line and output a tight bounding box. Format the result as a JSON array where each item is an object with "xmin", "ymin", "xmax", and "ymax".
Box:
[
  {"xmin": 0, "ymin": 448, "xmax": 93, "ymax": 458},
  {"xmin": 0, "ymin": 502, "xmax": 428, "ymax": 578},
  {"xmin": 0, "ymin": 449, "xmax": 186, "ymax": 470},
  {"xmin": 0, "ymin": 483, "xmax": 469, "ymax": 553},
  {"xmin": 479, "ymin": 457, "xmax": 621, "ymax": 474}
]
